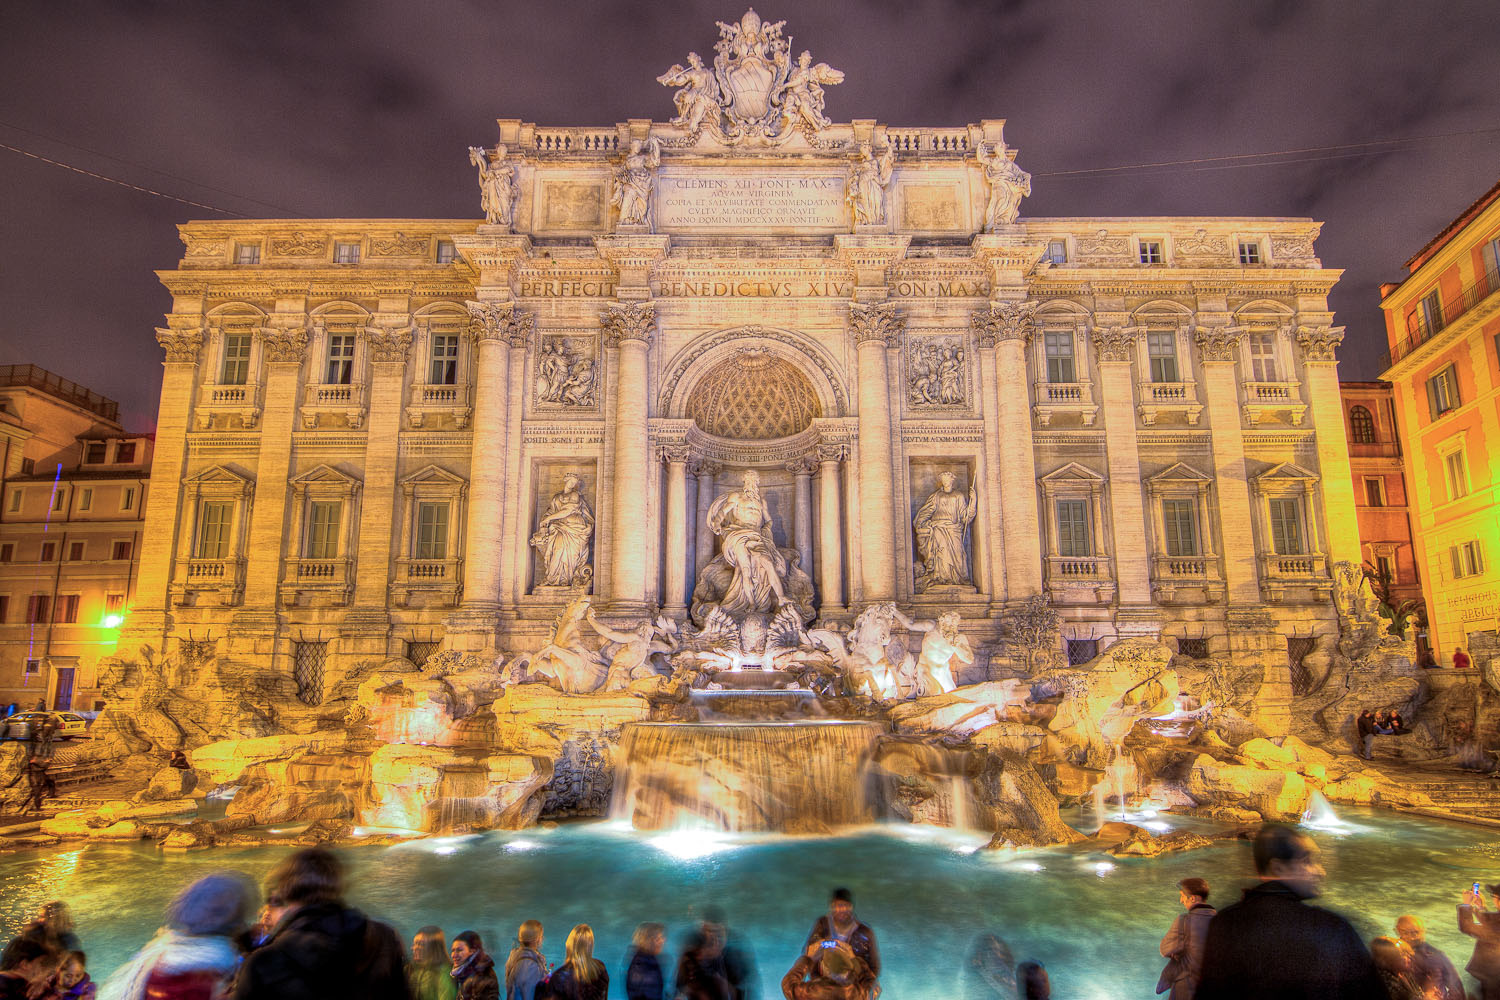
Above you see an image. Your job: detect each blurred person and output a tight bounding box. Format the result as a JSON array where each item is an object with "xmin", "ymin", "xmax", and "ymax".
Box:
[
  {"xmin": 0, "ymin": 937, "xmax": 56, "ymax": 1000},
  {"xmin": 450, "ymin": 932, "xmax": 498, "ymax": 1000},
  {"xmin": 547, "ymin": 925, "xmax": 606, "ymax": 1000},
  {"xmin": 676, "ymin": 923, "xmax": 730, "ymax": 1000},
  {"xmin": 1459, "ymin": 883, "xmax": 1500, "ymax": 999},
  {"xmin": 1158, "ymin": 877, "xmax": 1216, "ymax": 999},
  {"xmin": 99, "ymin": 872, "xmax": 256, "ymax": 1000},
  {"xmin": 805, "ymin": 890, "xmax": 879, "ymax": 980},
  {"xmin": 963, "ymin": 933, "xmax": 1016, "ymax": 1000},
  {"xmin": 168, "ymin": 751, "xmax": 190, "ymax": 770},
  {"xmin": 504, "ymin": 921, "xmax": 547, "ymax": 1000},
  {"xmin": 1395, "ymin": 915, "xmax": 1465, "ymax": 1000},
  {"xmin": 780, "ymin": 940, "xmax": 871, "ymax": 1000},
  {"xmin": 43, "ymin": 951, "xmax": 95, "ymax": 1000},
  {"xmin": 1016, "ymin": 961, "xmax": 1050, "ymax": 1000},
  {"xmin": 1195, "ymin": 824, "xmax": 1384, "ymax": 1000},
  {"xmin": 1454, "ymin": 648, "xmax": 1472, "ymax": 670},
  {"xmin": 1358, "ymin": 710, "xmax": 1378, "ymax": 760},
  {"xmin": 703, "ymin": 907, "xmax": 756, "ymax": 1000},
  {"xmin": 409, "ymin": 927, "xmax": 457, "ymax": 1000},
  {"xmin": 230, "ymin": 848, "xmax": 409, "ymax": 1000},
  {"xmin": 625, "ymin": 922, "xmax": 666, "ymax": 1000},
  {"xmin": 17, "ymin": 902, "xmax": 82, "ymax": 955},
  {"xmin": 1370, "ymin": 937, "xmax": 1425, "ymax": 1000}
]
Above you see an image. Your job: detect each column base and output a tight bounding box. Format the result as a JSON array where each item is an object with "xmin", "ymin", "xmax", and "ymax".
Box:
[
  {"xmin": 603, "ymin": 600, "xmax": 655, "ymax": 619},
  {"xmin": 339, "ymin": 607, "xmax": 393, "ymax": 658},
  {"xmin": 444, "ymin": 606, "xmax": 502, "ymax": 654},
  {"xmin": 1113, "ymin": 605, "xmax": 1163, "ymax": 641}
]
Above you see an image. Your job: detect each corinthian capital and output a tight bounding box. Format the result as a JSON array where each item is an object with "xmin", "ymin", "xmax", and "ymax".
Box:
[
  {"xmin": 154, "ymin": 326, "xmax": 205, "ymax": 364},
  {"xmin": 847, "ymin": 300, "xmax": 904, "ymax": 347},
  {"xmin": 466, "ymin": 300, "xmax": 534, "ymax": 348},
  {"xmin": 257, "ymin": 326, "xmax": 310, "ymax": 364},
  {"xmin": 363, "ymin": 325, "xmax": 413, "ymax": 363},
  {"xmin": 970, "ymin": 300, "xmax": 1037, "ymax": 348},
  {"xmin": 1193, "ymin": 325, "xmax": 1244, "ymax": 363},
  {"xmin": 1089, "ymin": 325, "xmax": 1140, "ymax": 363},
  {"xmin": 601, "ymin": 299, "xmax": 657, "ymax": 347},
  {"xmin": 785, "ymin": 455, "xmax": 818, "ymax": 476},
  {"xmin": 1295, "ymin": 324, "xmax": 1344, "ymax": 362}
]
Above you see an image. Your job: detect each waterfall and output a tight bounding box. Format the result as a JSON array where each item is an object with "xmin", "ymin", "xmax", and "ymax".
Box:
[
  {"xmin": 610, "ymin": 721, "xmax": 883, "ymax": 833},
  {"xmin": 1302, "ymin": 790, "xmax": 1344, "ymax": 830}
]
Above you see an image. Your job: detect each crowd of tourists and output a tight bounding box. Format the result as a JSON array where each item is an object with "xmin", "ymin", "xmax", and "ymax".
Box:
[{"xmin": 3, "ymin": 826, "xmax": 1499, "ymax": 1000}]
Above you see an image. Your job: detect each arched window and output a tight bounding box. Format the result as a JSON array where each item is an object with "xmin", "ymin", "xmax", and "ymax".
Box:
[{"xmin": 1349, "ymin": 405, "xmax": 1376, "ymax": 443}]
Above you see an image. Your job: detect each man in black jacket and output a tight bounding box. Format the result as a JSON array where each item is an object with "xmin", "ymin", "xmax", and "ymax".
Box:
[
  {"xmin": 1196, "ymin": 825, "xmax": 1384, "ymax": 1000},
  {"xmin": 232, "ymin": 847, "xmax": 411, "ymax": 1000},
  {"xmin": 805, "ymin": 888, "xmax": 881, "ymax": 980}
]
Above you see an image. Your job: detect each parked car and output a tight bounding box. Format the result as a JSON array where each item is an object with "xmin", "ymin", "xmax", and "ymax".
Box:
[{"xmin": 0, "ymin": 711, "xmax": 89, "ymax": 741}]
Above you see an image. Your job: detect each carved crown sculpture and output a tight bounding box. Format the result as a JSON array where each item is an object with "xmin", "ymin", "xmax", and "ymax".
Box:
[
  {"xmin": 847, "ymin": 300, "xmax": 905, "ymax": 346},
  {"xmin": 1089, "ymin": 324, "xmax": 1140, "ymax": 363},
  {"xmin": 466, "ymin": 300, "xmax": 535, "ymax": 348},
  {"xmin": 363, "ymin": 325, "xmax": 414, "ymax": 364},
  {"xmin": 257, "ymin": 326, "xmax": 311, "ymax": 364},
  {"xmin": 601, "ymin": 300, "xmax": 657, "ymax": 346},
  {"xmin": 1193, "ymin": 325, "xmax": 1244, "ymax": 363},
  {"xmin": 155, "ymin": 326, "xmax": 205, "ymax": 364},
  {"xmin": 970, "ymin": 300, "xmax": 1037, "ymax": 347},
  {"xmin": 1295, "ymin": 324, "xmax": 1344, "ymax": 362}
]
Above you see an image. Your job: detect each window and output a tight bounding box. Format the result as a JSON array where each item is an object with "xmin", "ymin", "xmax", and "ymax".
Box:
[
  {"xmin": 1066, "ymin": 639, "xmax": 1099, "ymax": 665},
  {"xmin": 221, "ymin": 333, "xmax": 252, "ymax": 385},
  {"xmin": 1055, "ymin": 500, "xmax": 1091, "ymax": 557},
  {"xmin": 1177, "ymin": 637, "xmax": 1209, "ymax": 659},
  {"xmin": 305, "ymin": 501, "xmax": 342, "ymax": 560},
  {"xmin": 1444, "ymin": 449, "xmax": 1471, "ymax": 501},
  {"xmin": 121, "ymin": 487, "xmax": 136, "ymax": 511},
  {"xmin": 1138, "ymin": 240, "xmax": 1164, "ymax": 265},
  {"xmin": 430, "ymin": 334, "xmax": 459, "ymax": 385},
  {"xmin": 0, "ymin": 543, "xmax": 11, "ymax": 562},
  {"xmin": 1450, "ymin": 541, "xmax": 1485, "ymax": 579},
  {"xmin": 326, "ymin": 334, "xmax": 355, "ymax": 384},
  {"xmin": 39, "ymin": 542, "xmax": 56, "ymax": 562},
  {"xmin": 234, "ymin": 243, "xmax": 261, "ymax": 265},
  {"xmin": 1044, "ymin": 240, "xmax": 1067, "ymax": 265},
  {"xmin": 67, "ymin": 542, "xmax": 85, "ymax": 561},
  {"xmin": 1363, "ymin": 477, "xmax": 1385, "ymax": 507},
  {"xmin": 415, "ymin": 502, "xmax": 449, "ymax": 560},
  {"xmin": 19, "ymin": 458, "xmax": 33, "ymax": 476},
  {"xmin": 105, "ymin": 593, "xmax": 125, "ymax": 612},
  {"xmin": 1426, "ymin": 365, "xmax": 1461, "ymax": 418},
  {"xmin": 1484, "ymin": 238, "xmax": 1500, "ymax": 286},
  {"xmin": 1348, "ymin": 405, "xmax": 1376, "ymax": 443},
  {"xmin": 1162, "ymin": 499, "xmax": 1199, "ymax": 557},
  {"xmin": 51, "ymin": 490, "xmax": 65, "ymax": 512},
  {"xmin": 53, "ymin": 595, "xmax": 79, "ymax": 623},
  {"xmin": 78, "ymin": 488, "xmax": 93, "ymax": 512},
  {"xmin": 24, "ymin": 660, "xmax": 39, "ymax": 676},
  {"xmin": 1043, "ymin": 332, "xmax": 1076, "ymax": 383},
  {"xmin": 26, "ymin": 595, "xmax": 49, "ymax": 624},
  {"xmin": 1375, "ymin": 555, "xmax": 1395, "ymax": 583},
  {"xmin": 1249, "ymin": 332, "xmax": 1278, "ymax": 381},
  {"xmin": 333, "ymin": 241, "xmax": 361, "ymax": 264},
  {"xmin": 195, "ymin": 501, "xmax": 233, "ymax": 560},
  {"xmin": 436, "ymin": 240, "xmax": 457, "ymax": 264},
  {"xmin": 0, "ymin": 596, "xmax": 7, "ymax": 622},
  {"xmin": 1147, "ymin": 331, "xmax": 1179, "ymax": 383},
  {"xmin": 111, "ymin": 540, "xmax": 133, "ymax": 561},
  {"xmin": 85, "ymin": 442, "xmax": 107, "ymax": 464},
  {"xmin": 115, "ymin": 442, "xmax": 136, "ymax": 464},
  {"xmin": 1268, "ymin": 497, "xmax": 1305, "ymax": 555},
  {"xmin": 6, "ymin": 490, "xmax": 19, "ymax": 513},
  {"xmin": 1419, "ymin": 289, "xmax": 1444, "ymax": 335},
  {"xmin": 1237, "ymin": 241, "xmax": 1262, "ymax": 265}
]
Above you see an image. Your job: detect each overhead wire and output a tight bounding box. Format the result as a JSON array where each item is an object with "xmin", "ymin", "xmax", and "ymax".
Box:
[{"xmin": 0, "ymin": 141, "xmax": 249, "ymax": 217}]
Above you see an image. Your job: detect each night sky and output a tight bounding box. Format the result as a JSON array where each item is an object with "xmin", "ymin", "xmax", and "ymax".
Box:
[{"xmin": 4, "ymin": 0, "xmax": 1499, "ymax": 430}]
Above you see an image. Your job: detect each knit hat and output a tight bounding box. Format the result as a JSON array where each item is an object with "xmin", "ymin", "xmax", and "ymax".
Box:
[{"xmin": 167, "ymin": 873, "xmax": 257, "ymax": 937}]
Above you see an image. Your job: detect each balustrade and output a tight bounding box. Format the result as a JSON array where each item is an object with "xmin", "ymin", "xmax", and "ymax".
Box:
[{"xmin": 1137, "ymin": 380, "xmax": 1202, "ymax": 426}]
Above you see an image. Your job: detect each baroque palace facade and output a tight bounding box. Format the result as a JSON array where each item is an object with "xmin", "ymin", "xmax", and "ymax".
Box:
[{"xmin": 126, "ymin": 12, "xmax": 1359, "ymax": 718}]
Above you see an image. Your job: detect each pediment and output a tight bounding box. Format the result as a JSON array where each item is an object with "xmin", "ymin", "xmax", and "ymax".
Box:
[
  {"xmin": 290, "ymin": 464, "xmax": 361, "ymax": 487},
  {"xmin": 1149, "ymin": 462, "xmax": 1212, "ymax": 485},
  {"xmin": 1256, "ymin": 461, "xmax": 1317, "ymax": 483},
  {"xmin": 401, "ymin": 464, "xmax": 467, "ymax": 488},
  {"xmin": 1040, "ymin": 461, "xmax": 1104, "ymax": 484},
  {"xmin": 185, "ymin": 464, "xmax": 252, "ymax": 486}
]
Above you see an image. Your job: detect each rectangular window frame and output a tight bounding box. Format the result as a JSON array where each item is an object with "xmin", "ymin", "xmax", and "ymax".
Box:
[
  {"xmin": 1248, "ymin": 332, "xmax": 1279, "ymax": 382},
  {"xmin": 1427, "ymin": 364, "xmax": 1461, "ymax": 419},
  {"xmin": 414, "ymin": 501, "xmax": 450, "ymax": 561},
  {"xmin": 84, "ymin": 442, "xmax": 107, "ymax": 464},
  {"xmin": 78, "ymin": 488, "xmax": 93, "ymax": 511},
  {"xmin": 66, "ymin": 541, "xmax": 86, "ymax": 562},
  {"xmin": 195, "ymin": 500, "xmax": 234, "ymax": 560},
  {"xmin": 1363, "ymin": 477, "xmax": 1385, "ymax": 507},
  {"xmin": 1419, "ymin": 289, "xmax": 1445, "ymax": 335},
  {"xmin": 1054, "ymin": 499, "xmax": 1091, "ymax": 558},
  {"xmin": 1138, "ymin": 240, "xmax": 1165, "ymax": 265},
  {"xmin": 1443, "ymin": 448, "xmax": 1471, "ymax": 502},
  {"xmin": 1045, "ymin": 239, "xmax": 1067, "ymax": 265},
  {"xmin": 6, "ymin": 490, "xmax": 20, "ymax": 513},
  {"xmin": 1237, "ymin": 240, "xmax": 1262, "ymax": 265},
  {"xmin": 53, "ymin": 594, "xmax": 80, "ymax": 623},
  {"xmin": 1161, "ymin": 498, "xmax": 1200, "ymax": 558},
  {"xmin": 234, "ymin": 243, "xmax": 262, "ymax": 265},
  {"xmin": 221, "ymin": 332, "xmax": 252, "ymax": 386},
  {"xmin": 1043, "ymin": 331, "xmax": 1076, "ymax": 384},
  {"xmin": 115, "ymin": 442, "xmax": 136, "ymax": 464},
  {"xmin": 39, "ymin": 541, "xmax": 56, "ymax": 562},
  {"xmin": 26, "ymin": 595, "xmax": 50, "ymax": 624},
  {"xmin": 429, "ymin": 334, "xmax": 460, "ymax": 386},
  {"xmin": 326, "ymin": 334, "xmax": 355, "ymax": 385},
  {"xmin": 1268, "ymin": 497, "xmax": 1306, "ymax": 555},
  {"xmin": 0, "ymin": 543, "xmax": 12, "ymax": 563},
  {"xmin": 333, "ymin": 241, "xmax": 361, "ymax": 264},
  {"xmin": 121, "ymin": 487, "xmax": 136, "ymax": 512},
  {"xmin": 435, "ymin": 240, "xmax": 457, "ymax": 264},
  {"xmin": 111, "ymin": 539, "xmax": 133, "ymax": 561},
  {"xmin": 304, "ymin": 500, "xmax": 343, "ymax": 560},
  {"xmin": 1147, "ymin": 331, "xmax": 1179, "ymax": 383}
]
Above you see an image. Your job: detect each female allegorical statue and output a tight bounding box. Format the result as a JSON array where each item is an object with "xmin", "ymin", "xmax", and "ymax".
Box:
[
  {"xmin": 913, "ymin": 471, "xmax": 977, "ymax": 591},
  {"xmin": 531, "ymin": 474, "xmax": 594, "ymax": 587}
]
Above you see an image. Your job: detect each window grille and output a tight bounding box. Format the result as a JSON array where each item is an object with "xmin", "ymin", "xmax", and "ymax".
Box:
[
  {"xmin": 407, "ymin": 640, "xmax": 441, "ymax": 670},
  {"xmin": 1177, "ymin": 637, "xmax": 1209, "ymax": 660},
  {"xmin": 293, "ymin": 641, "xmax": 327, "ymax": 706},
  {"xmin": 1348, "ymin": 405, "xmax": 1375, "ymax": 443},
  {"xmin": 1066, "ymin": 638, "xmax": 1099, "ymax": 665},
  {"xmin": 1288, "ymin": 636, "xmax": 1316, "ymax": 696}
]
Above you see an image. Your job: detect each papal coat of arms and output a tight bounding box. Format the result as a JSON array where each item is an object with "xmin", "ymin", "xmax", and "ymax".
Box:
[{"xmin": 657, "ymin": 8, "xmax": 844, "ymax": 145}]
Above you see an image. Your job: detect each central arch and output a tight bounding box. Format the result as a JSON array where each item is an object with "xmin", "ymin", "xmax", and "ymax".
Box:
[
  {"xmin": 658, "ymin": 325, "xmax": 849, "ymax": 422},
  {"xmin": 685, "ymin": 349, "xmax": 822, "ymax": 439}
]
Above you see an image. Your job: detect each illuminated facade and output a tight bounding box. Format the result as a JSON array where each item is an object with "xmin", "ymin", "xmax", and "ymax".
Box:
[
  {"xmin": 0, "ymin": 366, "xmax": 151, "ymax": 711},
  {"xmin": 1337, "ymin": 381, "xmax": 1423, "ymax": 613},
  {"xmin": 1379, "ymin": 178, "xmax": 1500, "ymax": 667},
  {"xmin": 123, "ymin": 12, "xmax": 1363, "ymax": 731}
]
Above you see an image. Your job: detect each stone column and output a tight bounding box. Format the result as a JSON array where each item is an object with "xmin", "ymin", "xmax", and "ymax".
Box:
[
  {"xmin": 849, "ymin": 301, "xmax": 903, "ymax": 603},
  {"xmin": 972, "ymin": 334, "xmax": 1006, "ymax": 604},
  {"xmin": 350, "ymin": 324, "xmax": 412, "ymax": 612},
  {"xmin": 684, "ymin": 461, "xmax": 700, "ymax": 600},
  {"xmin": 661, "ymin": 444, "xmax": 690, "ymax": 618},
  {"xmin": 694, "ymin": 460, "xmax": 719, "ymax": 573},
  {"xmin": 1195, "ymin": 326, "xmax": 1261, "ymax": 606},
  {"xmin": 121, "ymin": 324, "xmax": 205, "ymax": 645},
  {"xmin": 1090, "ymin": 324, "xmax": 1154, "ymax": 610},
  {"xmin": 239, "ymin": 324, "xmax": 309, "ymax": 612},
  {"xmin": 1296, "ymin": 325, "xmax": 1361, "ymax": 566},
  {"xmin": 816, "ymin": 444, "xmax": 846, "ymax": 615},
  {"xmin": 973, "ymin": 301, "xmax": 1043, "ymax": 600},
  {"xmin": 603, "ymin": 300, "xmax": 656, "ymax": 613},
  {"xmin": 787, "ymin": 455, "xmax": 817, "ymax": 586}
]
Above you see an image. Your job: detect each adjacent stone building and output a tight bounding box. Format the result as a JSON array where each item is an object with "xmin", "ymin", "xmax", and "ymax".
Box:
[
  {"xmin": 0, "ymin": 365, "xmax": 151, "ymax": 711},
  {"xmin": 1379, "ymin": 177, "xmax": 1500, "ymax": 669},
  {"xmin": 122, "ymin": 12, "xmax": 1360, "ymax": 731},
  {"xmin": 1338, "ymin": 381, "xmax": 1423, "ymax": 615}
]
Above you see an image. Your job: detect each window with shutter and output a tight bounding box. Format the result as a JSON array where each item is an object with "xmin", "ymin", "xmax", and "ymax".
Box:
[
  {"xmin": 1269, "ymin": 498, "xmax": 1304, "ymax": 555},
  {"xmin": 305, "ymin": 501, "xmax": 342, "ymax": 559},
  {"xmin": 1162, "ymin": 500, "xmax": 1198, "ymax": 557},
  {"xmin": 415, "ymin": 502, "xmax": 449, "ymax": 560},
  {"xmin": 1147, "ymin": 332, "xmax": 1178, "ymax": 383},
  {"xmin": 196, "ymin": 501, "xmax": 233, "ymax": 560},
  {"xmin": 221, "ymin": 334, "xmax": 252, "ymax": 385},
  {"xmin": 1249, "ymin": 332, "xmax": 1278, "ymax": 381},
  {"xmin": 1044, "ymin": 332, "xmax": 1075, "ymax": 383},
  {"xmin": 1055, "ymin": 500, "xmax": 1090, "ymax": 557}
]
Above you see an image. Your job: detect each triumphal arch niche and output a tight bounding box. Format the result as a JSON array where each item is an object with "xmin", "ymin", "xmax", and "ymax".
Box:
[{"xmin": 147, "ymin": 8, "xmax": 1358, "ymax": 702}]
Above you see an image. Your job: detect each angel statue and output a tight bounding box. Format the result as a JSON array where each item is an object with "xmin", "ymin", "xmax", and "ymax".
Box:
[
  {"xmin": 611, "ymin": 136, "xmax": 662, "ymax": 229},
  {"xmin": 468, "ymin": 144, "xmax": 518, "ymax": 229},
  {"xmin": 977, "ymin": 140, "xmax": 1032, "ymax": 230},
  {"xmin": 778, "ymin": 50, "xmax": 844, "ymax": 132},
  {"xmin": 847, "ymin": 142, "xmax": 896, "ymax": 226},
  {"xmin": 657, "ymin": 52, "xmax": 722, "ymax": 136}
]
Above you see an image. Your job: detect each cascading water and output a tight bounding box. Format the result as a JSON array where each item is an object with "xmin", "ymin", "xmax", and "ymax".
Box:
[
  {"xmin": 610, "ymin": 720, "xmax": 883, "ymax": 833},
  {"xmin": 1302, "ymin": 789, "xmax": 1346, "ymax": 830}
]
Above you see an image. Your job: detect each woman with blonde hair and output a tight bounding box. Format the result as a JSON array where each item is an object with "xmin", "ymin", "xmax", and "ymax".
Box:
[
  {"xmin": 625, "ymin": 923, "xmax": 666, "ymax": 1000},
  {"xmin": 546, "ymin": 925, "xmax": 607, "ymax": 1000},
  {"xmin": 409, "ymin": 926, "xmax": 457, "ymax": 1000},
  {"xmin": 503, "ymin": 921, "xmax": 547, "ymax": 1000}
]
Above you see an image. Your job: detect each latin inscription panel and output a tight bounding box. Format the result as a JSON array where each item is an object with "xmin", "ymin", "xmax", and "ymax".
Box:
[{"xmin": 655, "ymin": 170, "xmax": 847, "ymax": 232}]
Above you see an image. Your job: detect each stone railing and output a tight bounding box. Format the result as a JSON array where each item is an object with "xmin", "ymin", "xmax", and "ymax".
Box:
[
  {"xmin": 279, "ymin": 558, "xmax": 353, "ymax": 607},
  {"xmin": 406, "ymin": 382, "xmax": 471, "ymax": 429},
  {"xmin": 533, "ymin": 128, "xmax": 621, "ymax": 153},
  {"xmin": 301, "ymin": 381, "xmax": 367, "ymax": 429},
  {"xmin": 1138, "ymin": 380, "xmax": 1202, "ymax": 426},
  {"xmin": 172, "ymin": 557, "xmax": 244, "ymax": 606},
  {"xmin": 1032, "ymin": 379, "xmax": 1098, "ymax": 426},
  {"xmin": 391, "ymin": 557, "xmax": 463, "ymax": 608},
  {"xmin": 1259, "ymin": 551, "xmax": 1331, "ymax": 603},
  {"xmin": 1045, "ymin": 555, "xmax": 1116, "ymax": 604},
  {"xmin": 195, "ymin": 381, "xmax": 262, "ymax": 429},
  {"xmin": 885, "ymin": 128, "xmax": 971, "ymax": 154},
  {"xmin": 1151, "ymin": 554, "xmax": 1225, "ymax": 605},
  {"xmin": 1241, "ymin": 381, "xmax": 1307, "ymax": 426}
]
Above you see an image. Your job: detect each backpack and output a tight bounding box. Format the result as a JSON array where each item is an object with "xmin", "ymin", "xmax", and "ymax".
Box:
[{"xmin": 511, "ymin": 953, "xmax": 552, "ymax": 1000}]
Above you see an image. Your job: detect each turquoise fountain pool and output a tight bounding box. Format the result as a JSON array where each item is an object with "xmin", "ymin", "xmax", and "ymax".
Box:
[{"xmin": 4, "ymin": 807, "xmax": 1497, "ymax": 999}]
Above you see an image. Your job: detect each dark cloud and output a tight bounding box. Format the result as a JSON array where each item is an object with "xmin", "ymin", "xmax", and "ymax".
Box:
[{"xmin": 3, "ymin": 0, "xmax": 1498, "ymax": 427}]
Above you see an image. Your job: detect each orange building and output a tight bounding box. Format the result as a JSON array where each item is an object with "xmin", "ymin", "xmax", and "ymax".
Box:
[
  {"xmin": 1338, "ymin": 381, "xmax": 1423, "ymax": 616},
  {"xmin": 1379, "ymin": 178, "xmax": 1500, "ymax": 669}
]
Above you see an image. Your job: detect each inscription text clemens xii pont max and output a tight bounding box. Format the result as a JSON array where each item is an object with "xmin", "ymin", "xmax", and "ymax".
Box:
[{"xmin": 654, "ymin": 172, "xmax": 846, "ymax": 230}]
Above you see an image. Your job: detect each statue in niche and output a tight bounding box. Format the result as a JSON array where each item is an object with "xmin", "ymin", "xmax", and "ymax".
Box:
[
  {"xmin": 516, "ymin": 597, "xmax": 606, "ymax": 694},
  {"xmin": 977, "ymin": 140, "xmax": 1031, "ymax": 230},
  {"xmin": 537, "ymin": 339, "xmax": 598, "ymax": 407},
  {"xmin": 778, "ymin": 50, "xmax": 844, "ymax": 133},
  {"xmin": 913, "ymin": 472, "xmax": 978, "ymax": 591},
  {"xmin": 611, "ymin": 136, "xmax": 661, "ymax": 228},
  {"xmin": 691, "ymin": 470, "xmax": 815, "ymax": 627},
  {"xmin": 657, "ymin": 52, "xmax": 722, "ymax": 136},
  {"xmin": 909, "ymin": 611, "xmax": 973, "ymax": 697},
  {"xmin": 847, "ymin": 142, "xmax": 895, "ymax": 226},
  {"xmin": 468, "ymin": 144, "xmax": 518, "ymax": 229},
  {"xmin": 530, "ymin": 474, "xmax": 594, "ymax": 588}
]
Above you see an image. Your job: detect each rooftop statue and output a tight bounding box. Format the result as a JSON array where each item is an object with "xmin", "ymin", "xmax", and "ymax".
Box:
[
  {"xmin": 468, "ymin": 144, "xmax": 518, "ymax": 229},
  {"xmin": 611, "ymin": 136, "xmax": 661, "ymax": 229},
  {"xmin": 978, "ymin": 140, "xmax": 1032, "ymax": 229},
  {"xmin": 847, "ymin": 142, "xmax": 896, "ymax": 226}
]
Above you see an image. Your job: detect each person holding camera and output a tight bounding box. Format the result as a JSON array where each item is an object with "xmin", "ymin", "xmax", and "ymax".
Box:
[
  {"xmin": 803, "ymin": 890, "xmax": 879, "ymax": 981},
  {"xmin": 1460, "ymin": 883, "xmax": 1500, "ymax": 998},
  {"xmin": 780, "ymin": 940, "xmax": 872, "ymax": 1000}
]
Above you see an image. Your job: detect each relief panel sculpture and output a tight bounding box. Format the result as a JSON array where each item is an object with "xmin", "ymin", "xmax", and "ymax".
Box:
[
  {"xmin": 535, "ymin": 336, "xmax": 599, "ymax": 408},
  {"xmin": 906, "ymin": 336, "xmax": 969, "ymax": 409}
]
